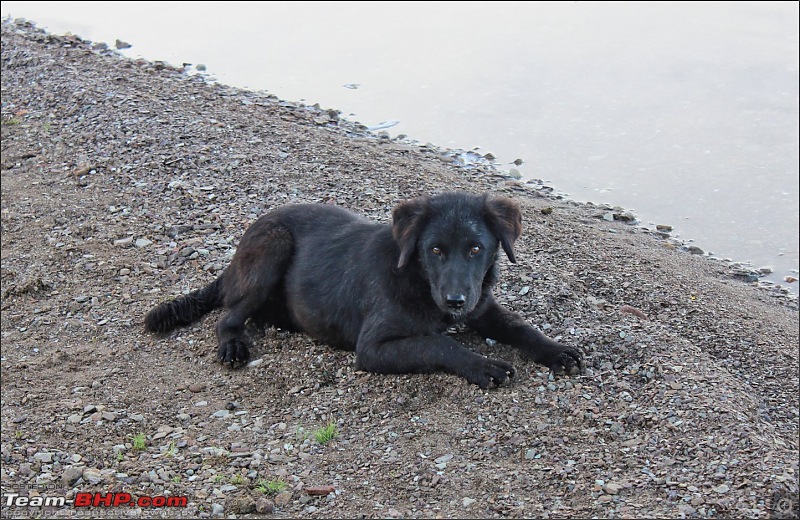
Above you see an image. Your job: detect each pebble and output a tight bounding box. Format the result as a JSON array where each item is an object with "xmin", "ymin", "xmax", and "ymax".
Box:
[
  {"xmin": 188, "ymin": 382, "xmax": 206, "ymax": 393},
  {"xmin": 230, "ymin": 496, "xmax": 256, "ymax": 514},
  {"xmin": 255, "ymin": 498, "xmax": 275, "ymax": 513},
  {"xmin": 210, "ymin": 503, "xmax": 224, "ymax": 516},
  {"xmin": 712, "ymin": 484, "xmax": 730, "ymax": 494},
  {"xmin": 62, "ymin": 466, "xmax": 84, "ymax": 486},
  {"xmin": 274, "ymin": 492, "xmax": 292, "ymax": 507},
  {"xmin": 462, "ymin": 497, "xmax": 476, "ymax": 507},
  {"xmin": 82, "ymin": 468, "xmax": 104, "ymax": 485},
  {"xmin": 434, "ymin": 454, "xmax": 453, "ymax": 464},
  {"xmin": 33, "ymin": 452, "xmax": 53, "ymax": 463},
  {"xmin": 135, "ymin": 238, "xmax": 152, "ymax": 248}
]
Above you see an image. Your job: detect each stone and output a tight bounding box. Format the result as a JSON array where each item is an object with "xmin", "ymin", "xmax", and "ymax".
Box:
[
  {"xmin": 255, "ymin": 498, "xmax": 274, "ymax": 513},
  {"xmin": 62, "ymin": 466, "xmax": 84, "ymax": 487}
]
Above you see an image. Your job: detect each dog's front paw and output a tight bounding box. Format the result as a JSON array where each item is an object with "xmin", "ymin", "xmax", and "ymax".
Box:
[
  {"xmin": 542, "ymin": 344, "xmax": 584, "ymax": 376},
  {"xmin": 463, "ymin": 357, "xmax": 516, "ymax": 389},
  {"xmin": 217, "ymin": 338, "xmax": 250, "ymax": 366}
]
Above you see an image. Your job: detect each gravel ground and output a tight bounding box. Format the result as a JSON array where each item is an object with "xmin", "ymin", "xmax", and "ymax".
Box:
[{"xmin": 1, "ymin": 20, "xmax": 798, "ymax": 519}]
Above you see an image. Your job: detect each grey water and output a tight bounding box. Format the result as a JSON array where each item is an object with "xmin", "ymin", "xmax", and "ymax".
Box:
[{"xmin": 2, "ymin": 1, "xmax": 798, "ymax": 292}]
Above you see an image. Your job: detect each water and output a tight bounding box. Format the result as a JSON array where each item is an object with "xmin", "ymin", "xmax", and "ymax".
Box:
[{"xmin": 3, "ymin": 1, "xmax": 798, "ymax": 291}]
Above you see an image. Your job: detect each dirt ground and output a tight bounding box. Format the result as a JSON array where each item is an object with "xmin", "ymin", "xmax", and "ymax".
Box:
[{"xmin": 1, "ymin": 19, "xmax": 798, "ymax": 519}]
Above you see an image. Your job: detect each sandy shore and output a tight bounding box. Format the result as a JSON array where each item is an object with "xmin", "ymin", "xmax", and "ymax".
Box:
[{"xmin": 1, "ymin": 20, "xmax": 798, "ymax": 519}]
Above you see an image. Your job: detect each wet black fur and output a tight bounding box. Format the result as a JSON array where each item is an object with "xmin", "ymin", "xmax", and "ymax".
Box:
[{"xmin": 145, "ymin": 192, "xmax": 583, "ymax": 388}]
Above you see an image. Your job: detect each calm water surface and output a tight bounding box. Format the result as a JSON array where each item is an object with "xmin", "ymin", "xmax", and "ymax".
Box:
[{"xmin": 3, "ymin": 1, "xmax": 798, "ymax": 290}]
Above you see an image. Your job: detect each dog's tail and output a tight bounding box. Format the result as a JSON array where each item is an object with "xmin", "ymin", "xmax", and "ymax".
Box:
[{"xmin": 144, "ymin": 275, "xmax": 224, "ymax": 333}]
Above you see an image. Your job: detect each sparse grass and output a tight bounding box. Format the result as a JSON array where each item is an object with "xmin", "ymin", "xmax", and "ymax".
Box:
[
  {"xmin": 256, "ymin": 478, "xmax": 288, "ymax": 495},
  {"xmin": 230, "ymin": 474, "xmax": 246, "ymax": 486},
  {"xmin": 2, "ymin": 117, "xmax": 21, "ymax": 126},
  {"xmin": 116, "ymin": 451, "xmax": 124, "ymax": 462},
  {"xmin": 313, "ymin": 421, "xmax": 338, "ymax": 444},
  {"xmin": 213, "ymin": 474, "xmax": 224, "ymax": 484},
  {"xmin": 132, "ymin": 432, "xmax": 147, "ymax": 451},
  {"xmin": 165, "ymin": 441, "xmax": 177, "ymax": 457},
  {"xmin": 171, "ymin": 475, "xmax": 181, "ymax": 483}
]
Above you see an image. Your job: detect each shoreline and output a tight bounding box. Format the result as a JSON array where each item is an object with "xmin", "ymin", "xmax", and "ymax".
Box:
[{"xmin": 2, "ymin": 19, "xmax": 798, "ymax": 519}]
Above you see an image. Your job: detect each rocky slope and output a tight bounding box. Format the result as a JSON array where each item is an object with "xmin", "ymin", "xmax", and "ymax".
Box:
[{"xmin": 1, "ymin": 20, "xmax": 798, "ymax": 519}]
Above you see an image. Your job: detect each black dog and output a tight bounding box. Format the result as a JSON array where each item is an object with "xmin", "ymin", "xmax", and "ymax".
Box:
[{"xmin": 145, "ymin": 192, "xmax": 583, "ymax": 388}]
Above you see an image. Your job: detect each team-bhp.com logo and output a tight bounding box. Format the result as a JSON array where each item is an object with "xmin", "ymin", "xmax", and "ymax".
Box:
[
  {"xmin": 771, "ymin": 489, "xmax": 798, "ymax": 519},
  {"xmin": 3, "ymin": 491, "xmax": 187, "ymax": 508}
]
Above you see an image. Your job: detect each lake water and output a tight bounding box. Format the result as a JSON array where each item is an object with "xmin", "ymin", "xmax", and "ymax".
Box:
[{"xmin": 3, "ymin": 1, "xmax": 798, "ymax": 291}]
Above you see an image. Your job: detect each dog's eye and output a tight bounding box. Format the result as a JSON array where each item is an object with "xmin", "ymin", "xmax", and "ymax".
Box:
[
  {"xmin": 431, "ymin": 247, "xmax": 442, "ymax": 256},
  {"xmin": 470, "ymin": 246, "xmax": 481, "ymax": 256}
]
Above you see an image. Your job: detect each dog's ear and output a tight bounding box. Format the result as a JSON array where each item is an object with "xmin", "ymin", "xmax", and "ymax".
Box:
[
  {"xmin": 392, "ymin": 196, "xmax": 430, "ymax": 268},
  {"xmin": 484, "ymin": 196, "xmax": 523, "ymax": 263}
]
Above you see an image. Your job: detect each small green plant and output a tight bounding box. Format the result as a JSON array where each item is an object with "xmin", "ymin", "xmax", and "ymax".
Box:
[
  {"xmin": 230, "ymin": 474, "xmax": 246, "ymax": 486},
  {"xmin": 2, "ymin": 117, "xmax": 21, "ymax": 126},
  {"xmin": 42, "ymin": 121, "xmax": 52, "ymax": 133},
  {"xmin": 213, "ymin": 474, "xmax": 224, "ymax": 484},
  {"xmin": 116, "ymin": 451, "xmax": 124, "ymax": 462},
  {"xmin": 256, "ymin": 478, "xmax": 288, "ymax": 495},
  {"xmin": 165, "ymin": 441, "xmax": 177, "ymax": 457},
  {"xmin": 313, "ymin": 421, "xmax": 338, "ymax": 444},
  {"xmin": 132, "ymin": 433, "xmax": 147, "ymax": 451},
  {"xmin": 171, "ymin": 475, "xmax": 181, "ymax": 484},
  {"xmin": 15, "ymin": 430, "xmax": 23, "ymax": 439}
]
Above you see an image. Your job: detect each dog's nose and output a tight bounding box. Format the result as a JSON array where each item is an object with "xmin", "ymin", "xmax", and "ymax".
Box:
[{"xmin": 446, "ymin": 294, "xmax": 466, "ymax": 309}]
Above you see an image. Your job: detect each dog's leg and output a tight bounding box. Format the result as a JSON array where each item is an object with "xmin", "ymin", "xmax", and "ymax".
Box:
[
  {"xmin": 356, "ymin": 325, "xmax": 515, "ymax": 389},
  {"xmin": 468, "ymin": 299, "xmax": 584, "ymax": 375},
  {"xmin": 216, "ymin": 222, "xmax": 293, "ymax": 365}
]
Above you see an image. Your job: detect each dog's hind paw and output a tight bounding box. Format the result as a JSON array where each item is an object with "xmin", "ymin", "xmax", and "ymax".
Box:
[{"xmin": 217, "ymin": 339, "xmax": 251, "ymax": 366}]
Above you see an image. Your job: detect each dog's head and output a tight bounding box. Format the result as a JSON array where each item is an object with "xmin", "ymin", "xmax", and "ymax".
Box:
[{"xmin": 392, "ymin": 192, "xmax": 522, "ymax": 316}]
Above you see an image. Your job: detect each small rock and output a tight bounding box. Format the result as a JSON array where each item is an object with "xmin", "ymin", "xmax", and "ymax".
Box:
[
  {"xmin": 274, "ymin": 492, "xmax": 292, "ymax": 507},
  {"xmin": 33, "ymin": 452, "xmax": 53, "ymax": 464},
  {"xmin": 462, "ymin": 497, "xmax": 476, "ymax": 507},
  {"xmin": 62, "ymin": 466, "xmax": 84, "ymax": 486},
  {"xmin": 210, "ymin": 503, "xmax": 224, "ymax": 516},
  {"xmin": 113, "ymin": 237, "xmax": 133, "ymax": 247},
  {"xmin": 304, "ymin": 485, "xmax": 335, "ymax": 496},
  {"xmin": 82, "ymin": 468, "xmax": 104, "ymax": 485},
  {"xmin": 135, "ymin": 238, "xmax": 152, "ymax": 248},
  {"xmin": 603, "ymin": 483, "xmax": 622, "ymax": 495},
  {"xmin": 255, "ymin": 498, "xmax": 274, "ymax": 514},
  {"xmin": 114, "ymin": 39, "xmax": 132, "ymax": 50},
  {"xmin": 434, "ymin": 454, "xmax": 453, "ymax": 464},
  {"xmin": 712, "ymin": 484, "xmax": 730, "ymax": 494},
  {"xmin": 188, "ymin": 383, "xmax": 206, "ymax": 393},
  {"xmin": 230, "ymin": 496, "xmax": 256, "ymax": 514}
]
